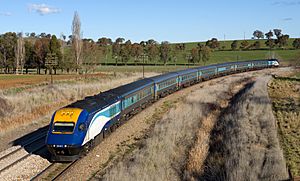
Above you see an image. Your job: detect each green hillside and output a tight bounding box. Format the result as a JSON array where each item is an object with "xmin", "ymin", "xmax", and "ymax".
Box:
[{"xmin": 89, "ymin": 38, "xmax": 300, "ymax": 66}]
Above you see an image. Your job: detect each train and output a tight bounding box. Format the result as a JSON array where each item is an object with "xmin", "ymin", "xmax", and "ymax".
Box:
[{"xmin": 46, "ymin": 59, "xmax": 279, "ymax": 161}]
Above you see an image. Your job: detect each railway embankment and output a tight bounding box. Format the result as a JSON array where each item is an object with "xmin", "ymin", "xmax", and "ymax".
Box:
[
  {"xmin": 92, "ymin": 71, "xmax": 263, "ymax": 181},
  {"xmin": 195, "ymin": 76, "xmax": 289, "ymax": 180}
]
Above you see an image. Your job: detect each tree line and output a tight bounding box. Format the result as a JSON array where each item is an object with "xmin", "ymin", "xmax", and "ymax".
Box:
[{"xmin": 1, "ymin": 12, "xmax": 300, "ymax": 75}]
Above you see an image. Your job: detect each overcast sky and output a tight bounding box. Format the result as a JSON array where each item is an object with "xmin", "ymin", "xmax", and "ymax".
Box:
[{"xmin": 0, "ymin": 0, "xmax": 299, "ymax": 43}]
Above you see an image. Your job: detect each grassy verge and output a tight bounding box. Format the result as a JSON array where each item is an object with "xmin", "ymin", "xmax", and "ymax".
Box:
[
  {"xmin": 268, "ymin": 76, "xmax": 300, "ymax": 177},
  {"xmin": 0, "ymin": 73, "xmax": 155, "ymax": 133},
  {"xmin": 90, "ymin": 99, "xmax": 179, "ymax": 180},
  {"xmin": 200, "ymin": 77, "xmax": 288, "ymax": 180}
]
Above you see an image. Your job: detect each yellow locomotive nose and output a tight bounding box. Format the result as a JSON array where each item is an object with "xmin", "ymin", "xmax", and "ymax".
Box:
[{"xmin": 52, "ymin": 108, "xmax": 83, "ymax": 134}]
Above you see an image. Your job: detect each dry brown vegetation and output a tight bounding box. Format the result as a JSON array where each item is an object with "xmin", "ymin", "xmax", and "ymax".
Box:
[
  {"xmin": 0, "ymin": 73, "xmax": 106, "ymax": 90},
  {"xmin": 268, "ymin": 76, "xmax": 300, "ymax": 177},
  {"xmin": 183, "ymin": 77, "xmax": 254, "ymax": 181},
  {"xmin": 99, "ymin": 75, "xmax": 254, "ymax": 181},
  {"xmin": 0, "ymin": 72, "xmax": 157, "ymax": 133},
  {"xmin": 199, "ymin": 77, "xmax": 288, "ymax": 181}
]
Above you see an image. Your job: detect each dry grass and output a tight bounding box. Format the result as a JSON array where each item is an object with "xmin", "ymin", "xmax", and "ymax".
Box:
[
  {"xmin": 183, "ymin": 77, "xmax": 255, "ymax": 181},
  {"xmin": 101, "ymin": 98, "xmax": 203, "ymax": 181},
  {"xmin": 99, "ymin": 75, "xmax": 255, "ymax": 181},
  {"xmin": 268, "ymin": 77, "xmax": 300, "ymax": 176},
  {"xmin": 200, "ymin": 77, "xmax": 288, "ymax": 181},
  {"xmin": 184, "ymin": 111, "xmax": 218, "ymax": 181},
  {"xmin": 0, "ymin": 72, "xmax": 157, "ymax": 133}
]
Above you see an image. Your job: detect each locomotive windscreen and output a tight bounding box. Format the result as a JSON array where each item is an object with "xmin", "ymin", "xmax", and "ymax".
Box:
[{"xmin": 53, "ymin": 122, "xmax": 75, "ymax": 133}]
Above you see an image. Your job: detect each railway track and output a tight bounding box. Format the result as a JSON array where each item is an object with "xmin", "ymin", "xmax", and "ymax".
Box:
[
  {"xmin": 0, "ymin": 132, "xmax": 47, "ymax": 162},
  {"xmin": 0, "ymin": 131, "xmax": 48, "ymax": 174},
  {"xmin": 30, "ymin": 160, "xmax": 78, "ymax": 181}
]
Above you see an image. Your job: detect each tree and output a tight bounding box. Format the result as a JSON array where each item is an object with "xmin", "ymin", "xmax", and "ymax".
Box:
[
  {"xmin": 190, "ymin": 48, "xmax": 198, "ymax": 63},
  {"xmin": 15, "ymin": 33, "xmax": 26, "ymax": 74},
  {"xmin": 72, "ymin": 11, "xmax": 82, "ymax": 72},
  {"xmin": 265, "ymin": 30, "xmax": 274, "ymax": 39},
  {"xmin": 146, "ymin": 40, "xmax": 159, "ymax": 64},
  {"xmin": 24, "ymin": 40, "xmax": 35, "ymax": 73},
  {"xmin": 39, "ymin": 32, "xmax": 47, "ymax": 38},
  {"xmin": 273, "ymin": 29, "xmax": 282, "ymax": 38},
  {"xmin": 120, "ymin": 40, "xmax": 132, "ymax": 65},
  {"xmin": 112, "ymin": 38, "xmax": 123, "ymax": 64},
  {"xmin": 59, "ymin": 33, "xmax": 67, "ymax": 71},
  {"xmin": 202, "ymin": 46, "xmax": 211, "ymax": 64},
  {"xmin": 97, "ymin": 37, "xmax": 112, "ymax": 46},
  {"xmin": 115, "ymin": 37, "xmax": 125, "ymax": 44},
  {"xmin": 206, "ymin": 38, "xmax": 220, "ymax": 49},
  {"xmin": 131, "ymin": 43, "xmax": 143, "ymax": 64},
  {"xmin": 175, "ymin": 43, "xmax": 185, "ymax": 51},
  {"xmin": 97, "ymin": 37, "xmax": 112, "ymax": 64},
  {"xmin": 160, "ymin": 41, "xmax": 171, "ymax": 65},
  {"xmin": 277, "ymin": 34, "xmax": 289, "ymax": 48},
  {"xmin": 253, "ymin": 41, "xmax": 261, "ymax": 49},
  {"xmin": 231, "ymin": 40, "xmax": 238, "ymax": 50},
  {"xmin": 30, "ymin": 32, "xmax": 36, "ymax": 38},
  {"xmin": 82, "ymin": 39, "xmax": 99, "ymax": 73},
  {"xmin": 49, "ymin": 35, "xmax": 62, "ymax": 73},
  {"xmin": 265, "ymin": 39, "xmax": 276, "ymax": 49},
  {"xmin": 240, "ymin": 40, "xmax": 249, "ymax": 50},
  {"xmin": 197, "ymin": 44, "xmax": 211, "ymax": 64},
  {"xmin": 0, "ymin": 32, "xmax": 17, "ymax": 73},
  {"xmin": 253, "ymin": 30, "xmax": 264, "ymax": 39},
  {"xmin": 292, "ymin": 38, "xmax": 300, "ymax": 49},
  {"xmin": 34, "ymin": 39, "xmax": 44, "ymax": 74}
]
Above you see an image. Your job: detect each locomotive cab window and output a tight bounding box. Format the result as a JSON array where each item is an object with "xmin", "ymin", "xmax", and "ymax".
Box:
[
  {"xmin": 53, "ymin": 122, "xmax": 75, "ymax": 133},
  {"xmin": 109, "ymin": 105, "xmax": 117, "ymax": 116}
]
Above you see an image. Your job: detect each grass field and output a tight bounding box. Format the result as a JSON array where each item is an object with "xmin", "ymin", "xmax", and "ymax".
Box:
[
  {"xmin": 60, "ymin": 38, "xmax": 300, "ymax": 66},
  {"xmin": 92, "ymin": 49, "xmax": 300, "ymax": 66},
  {"xmin": 268, "ymin": 74, "xmax": 300, "ymax": 177},
  {"xmin": 183, "ymin": 38, "xmax": 297, "ymax": 50}
]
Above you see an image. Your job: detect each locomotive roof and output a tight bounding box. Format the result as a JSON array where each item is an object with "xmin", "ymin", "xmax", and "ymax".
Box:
[
  {"xmin": 67, "ymin": 91, "xmax": 119, "ymax": 113},
  {"xmin": 110, "ymin": 78, "xmax": 154, "ymax": 98},
  {"xmin": 149, "ymin": 72, "xmax": 179, "ymax": 83}
]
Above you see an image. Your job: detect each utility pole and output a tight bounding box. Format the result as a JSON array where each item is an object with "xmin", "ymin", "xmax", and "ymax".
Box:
[
  {"xmin": 224, "ymin": 34, "xmax": 226, "ymax": 50},
  {"xmin": 139, "ymin": 53, "xmax": 148, "ymax": 79},
  {"xmin": 45, "ymin": 53, "xmax": 58, "ymax": 84}
]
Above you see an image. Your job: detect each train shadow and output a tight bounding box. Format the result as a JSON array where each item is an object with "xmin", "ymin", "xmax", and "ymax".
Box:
[{"xmin": 11, "ymin": 125, "xmax": 52, "ymax": 161}]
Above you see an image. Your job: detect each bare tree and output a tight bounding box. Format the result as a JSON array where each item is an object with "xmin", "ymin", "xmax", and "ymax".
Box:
[
  {"xmin": 15, "ymin": 32, "xmax": 25, "ymax": 74},
  {"xmin": 72, "ymin": 11, "xmax": 82, "ymax": 72}
]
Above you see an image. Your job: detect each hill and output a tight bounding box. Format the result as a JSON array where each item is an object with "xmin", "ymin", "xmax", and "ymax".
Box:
[{"xmin": 83, "ymin": 38, "xmax": 300, "ymax": 67}]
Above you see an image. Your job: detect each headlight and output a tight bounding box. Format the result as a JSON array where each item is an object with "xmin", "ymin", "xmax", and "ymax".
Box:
[{"xmin": 78, "ymin": 123, "xmax": 86, "ymax": 131}]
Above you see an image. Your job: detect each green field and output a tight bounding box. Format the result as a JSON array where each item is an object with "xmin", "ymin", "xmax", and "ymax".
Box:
[
  {"xmin": 96, "ymin": 49, "xmax": 300, "ymax": 66},
  {"xmin": 0, "ymin": 74, "xmax": 38, "ymax": 80},
  {"xmin": 80, "ymin": 38, "xmax": 300, "ymax": 66}
]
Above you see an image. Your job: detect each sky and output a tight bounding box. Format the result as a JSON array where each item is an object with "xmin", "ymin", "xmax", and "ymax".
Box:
[{"xmin": 0, "ymin": 0, "xmax": 299, "ymax": 43}]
